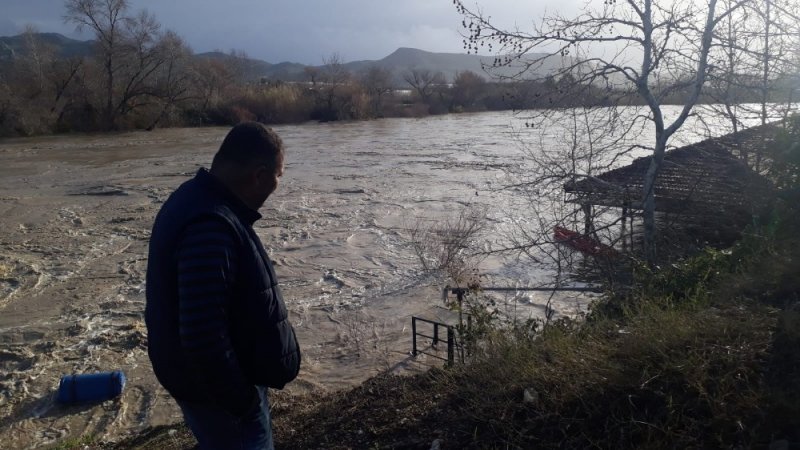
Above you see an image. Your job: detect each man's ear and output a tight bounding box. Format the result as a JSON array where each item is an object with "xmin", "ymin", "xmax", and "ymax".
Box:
[
  {"xmin": 244, "ymin": 164, "xmax": 260, "ymax": 184},
  {"xmin": 254, "ymin": 165, "xmax": 270, "ymax": 184},
  {"xmin": 253, "ymin": 166, "xmax": 278, "ymax": 193}
]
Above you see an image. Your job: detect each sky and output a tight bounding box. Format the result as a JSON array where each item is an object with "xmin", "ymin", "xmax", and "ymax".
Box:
[{"xmin": 0, "ymin": 0, "xmax": 582, "ymax": 64}]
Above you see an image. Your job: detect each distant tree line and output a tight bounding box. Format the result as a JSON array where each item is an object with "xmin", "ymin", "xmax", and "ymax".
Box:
[
  {"xmin": 0, "ymin": 0, "xmax": 795, "ymax": 138},
  {"xmin": 0, "ymin": 15, "xmax": 610, "ymax": 138}
]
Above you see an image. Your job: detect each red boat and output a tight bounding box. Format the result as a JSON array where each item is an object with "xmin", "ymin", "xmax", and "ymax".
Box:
[{"xmin": 553, "ymin": 226, "xmax": 618, "ymax": 257}]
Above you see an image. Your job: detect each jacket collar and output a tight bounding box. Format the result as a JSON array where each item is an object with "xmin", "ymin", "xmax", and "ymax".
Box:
[{"xmin": 194, "ymin": 168, "xmax": 262, "ymax": 225}]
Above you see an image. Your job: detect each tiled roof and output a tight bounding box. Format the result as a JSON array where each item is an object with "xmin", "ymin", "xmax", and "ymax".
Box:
[{"xmin": 564, "ymin": 123, "xmax": 778, "ymax": 216}]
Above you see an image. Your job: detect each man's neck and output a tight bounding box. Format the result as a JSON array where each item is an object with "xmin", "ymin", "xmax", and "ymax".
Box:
[{"xmin": 208, "ymin": 167, "xmax": 259, "ymax": 211}]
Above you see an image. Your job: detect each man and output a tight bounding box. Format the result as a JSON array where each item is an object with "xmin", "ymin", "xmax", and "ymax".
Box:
[{"xmin": 145, "ymin": 122, "xmax": 301, "ymax": 449}]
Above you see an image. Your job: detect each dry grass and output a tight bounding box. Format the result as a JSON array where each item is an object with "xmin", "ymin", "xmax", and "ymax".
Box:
[{"xmin": 437, "ymin": 300, "xmax": 778, "ymax": 448}]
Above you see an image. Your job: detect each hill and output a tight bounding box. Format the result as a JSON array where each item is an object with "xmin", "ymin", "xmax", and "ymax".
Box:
[
  {"xmin": 359, "ymin": 47, "xmax": 562, "ymax": 84},
  {"xmin": 247, "ymin": 47, "xmax": 567, "ymax": 86},
  {"xmin": 1, "ymin": 32, "xmax": 568, "ymax": 86},
  {"xmin": 0, "ymin": 32, "xmax": 94, "ymax": 61},
  {"xmin": 194, "ymin": 51, "xmax": 275, "ymax": 81}
]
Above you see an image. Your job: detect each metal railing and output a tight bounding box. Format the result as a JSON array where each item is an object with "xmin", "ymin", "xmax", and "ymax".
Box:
[{"xmin": 411, "ymin": 316, "xmax": 456, "ymax": 365}]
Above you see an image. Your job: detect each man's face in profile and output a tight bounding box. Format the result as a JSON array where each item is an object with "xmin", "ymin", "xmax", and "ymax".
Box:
[{"xmin": 251, "ymin": 157, "xmax": 284, "ymax": 209}]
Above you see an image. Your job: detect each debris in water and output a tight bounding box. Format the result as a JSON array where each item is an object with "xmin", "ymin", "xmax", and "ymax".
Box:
[{"xmin": 69, "ymin": 186, "xmax": 129, "ymax": 196}]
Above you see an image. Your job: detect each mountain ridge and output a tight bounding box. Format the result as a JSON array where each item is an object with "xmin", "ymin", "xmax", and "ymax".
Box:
[{"xmin": 1, "ymin": 32, "xmax": 564, "ymax": 86}]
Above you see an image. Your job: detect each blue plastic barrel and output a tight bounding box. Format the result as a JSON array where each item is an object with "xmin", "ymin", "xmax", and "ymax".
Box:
[{"xmin": 57, "ymin": 371, "xmax": 126, "ymax": 404}]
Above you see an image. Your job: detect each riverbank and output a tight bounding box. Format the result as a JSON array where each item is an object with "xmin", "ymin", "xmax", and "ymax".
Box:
[{"xmin": 101, "ymin": 201, "xmax": 800, "ymax": 449}]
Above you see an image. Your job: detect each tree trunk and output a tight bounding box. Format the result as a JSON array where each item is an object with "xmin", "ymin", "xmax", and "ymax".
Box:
[
  {"xmin": 757, "ymin": 0, "xmax": 771, "ymax": 172},
  {"xmin": 642, "ymin": 136, "xmax": 667, "ymax": 265},
  {"xmin": 105, "ymin": 59, "xmax": 115, "ymax": 130}
]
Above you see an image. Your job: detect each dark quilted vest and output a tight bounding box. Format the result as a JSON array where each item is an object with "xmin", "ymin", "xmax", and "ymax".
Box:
[{"xmin": 145, "ymin": 168, "xmax": 300, "ymax": 401}]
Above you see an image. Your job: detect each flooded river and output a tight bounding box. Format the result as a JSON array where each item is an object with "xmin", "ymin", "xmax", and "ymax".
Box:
[{"xmin": 0, "ymin": 108, "xmax": 749, "ymax": 447}]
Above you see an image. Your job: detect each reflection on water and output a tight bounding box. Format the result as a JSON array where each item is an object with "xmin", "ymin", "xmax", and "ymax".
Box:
[{"xmin": 0, "ymin": 107, "xmax": 764, "ymax": 447}]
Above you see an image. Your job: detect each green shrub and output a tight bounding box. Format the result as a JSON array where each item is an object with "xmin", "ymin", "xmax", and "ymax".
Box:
[{"xmin": 769, "ymin": 115, "xmax": 800, "ymax": 189}]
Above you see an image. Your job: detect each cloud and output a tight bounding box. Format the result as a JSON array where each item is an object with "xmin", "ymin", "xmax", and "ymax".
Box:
[
  {"xmin": 292, "ymin": 24, "xmax": 462, "ymax": 64},
  {"xmin": 121, "ymin": 0, "xmax": 573, "ymax": 62},
  {"xmin": 0, "ymin": 19, "xmax": 21, "ymax": 37},
  {"xmin": 1, "ymin": 0, "xmax": 583, "ymax": 62},
  {"xmin": 143, "ymin": 0, "xmax": 468, "ymax": 63}
]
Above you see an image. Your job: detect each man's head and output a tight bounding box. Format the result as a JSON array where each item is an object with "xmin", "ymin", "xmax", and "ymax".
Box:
[{"xmin": 210, "ymin": 122, "xmax": 285, "ymax": 210}]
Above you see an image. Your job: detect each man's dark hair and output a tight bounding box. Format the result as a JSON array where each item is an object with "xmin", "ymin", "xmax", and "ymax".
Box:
[{"xmin": 212, "ymin": 122, "xmax": 284, "ymax": 173}]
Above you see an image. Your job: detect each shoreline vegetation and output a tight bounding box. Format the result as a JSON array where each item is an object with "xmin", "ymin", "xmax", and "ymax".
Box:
[
  {"xmin": 2, "ymin": 59, "xmax": 791, "ymax": 139},
  {"xmin": 2, "ymin": 28, "xmax": 794, "ymax": 139}
]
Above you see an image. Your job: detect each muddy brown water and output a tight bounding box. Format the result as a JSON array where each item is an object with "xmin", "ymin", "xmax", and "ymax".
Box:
[{"xmin": 0, "ymin": 109, "xmax": 747, "ymax": 448}]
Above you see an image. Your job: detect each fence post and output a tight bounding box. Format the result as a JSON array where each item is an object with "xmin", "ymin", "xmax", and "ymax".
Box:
[
  {"xmin": 433, "ymin": 322, "xmax": 439, "ymax": 347},
  {"xmin": 447, "ymin": 326, "xmax": 454, "ymax": 366},
  {"xmin": 412, "ymin": 317, "xmax": 418, "ymax": 356}
]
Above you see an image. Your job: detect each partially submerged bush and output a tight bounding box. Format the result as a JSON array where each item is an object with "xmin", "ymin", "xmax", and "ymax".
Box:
[{"xmin": 407, "ymin": 206, "xmax": 488, "ymax": 285}]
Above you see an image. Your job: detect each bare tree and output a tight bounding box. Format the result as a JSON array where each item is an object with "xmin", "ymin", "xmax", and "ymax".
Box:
[
  {"xmin": 64, "ymin": 0, "xmax": 130, "ymax": 129},
  {"xmin": 491, "ymin": 105, "xmax": 647, "ymax": 286},
  {"xmin": 0, "ymin": 26, "xmax": 87, "ymax": 133},
  {"xmin": 193, "ymin": 57, "xmax": 234, "ymax": 112},
  {"xmin": 408, "ymin": 206, "xmax": 488, "ymax": 285},
  {"xmin": 701, "ymin": 0, "xmax": 753, "ymax": 147},
  {"xmin": 20, "ymin": 25, "xmax": 52, "ymax": 97},
  {"xmin": 702, "ymin": 0, "xmax": 800, "ymax": 170},
  {"xmin": 456, "ymin": 0, "xmax": 759, "ymax": 264},
  {"xmin": 402, "ymin": 68, "xmax": 445, "ymax": 103},
  {"xmin": 225, "ymin": 48, "xmax": 254, "ymax": 84},
  {"xmin": 311, "ymin": 53, "xmax": 365, "ymax": 121},
  {"xmin": 64, "ymin": 0, "xmax": 173, "ymax": 129},
  {"xmin": 451, "ymin": 70, "xmax": 486, "ymax": 111},
  {"xmin": 146, "ymin": 30, "xmax": 194, "ymax": 130},
  {"xmin": 360, "ymin": 66, "xmax": 393, "ymax": 117},
  {"xmin": 47, "ymin": 57, "xmax": 84, "ymax": 119},
  {"xmin": 113, "ymin": 10, "xmax": 166, "ymax": 116}
]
